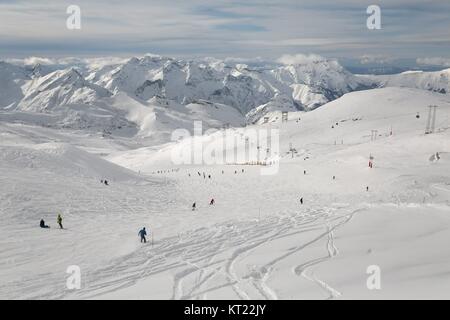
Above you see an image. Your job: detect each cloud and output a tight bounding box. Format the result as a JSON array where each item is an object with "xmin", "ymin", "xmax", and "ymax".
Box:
[
  {"xmin": 359, "ymin": 55, "xmax": 395, "ymax": 65},
  {"xmin": 277, "ymin": 53, "xmax": 327, "ymax": 65},
  {"xmin": 23, "ymin": 57, "xmax": 56, "ymax": 65},
  {"xmin": 6, "ymin": 56, "xmax": 128, "ymax": 68},
  {"xmin": 0, "ymin": 0, "xmax": 450, "ymax": 60},
  {"xmin": 416, "ymin": 57, "xmax": 450, "ymax": 67}
]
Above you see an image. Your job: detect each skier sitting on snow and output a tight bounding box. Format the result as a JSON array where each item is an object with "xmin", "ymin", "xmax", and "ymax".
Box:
[
  {"xmin": 138, "ymin": 227, "xmax": 147, "ymax": 243},
  {"xmin": 40, "ymin": 219, "xmax": 49, "ymax": 228}
]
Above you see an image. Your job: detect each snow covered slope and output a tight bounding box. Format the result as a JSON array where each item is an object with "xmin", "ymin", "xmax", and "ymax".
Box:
[
  {"xmin": 0, "ymin": 142, "xmax": 142, "ymax": 182},
  {"xmin": 101, "ymin": 92, "xmax": 245, "ymax": 144},
  {"xmin": 1, "ymin": 87, "xmax": 449, "ymax": 299},
  {"xmin": 366, "ymin": 68, "xmax": 450, "ymax": 94}
]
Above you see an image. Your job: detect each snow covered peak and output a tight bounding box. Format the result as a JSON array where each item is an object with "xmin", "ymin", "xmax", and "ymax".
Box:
[
  {"xmin": 18, "ymin": 67, "xmax": 112, "ymax": 112},
  {"xmin": 273, "ymin": 59, "xmax": 367, "ymax": 96}
]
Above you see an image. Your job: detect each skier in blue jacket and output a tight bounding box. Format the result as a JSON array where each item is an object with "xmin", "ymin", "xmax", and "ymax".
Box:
[{"xmin": 138, "ymin": 227, "xmax": 147, "ymax": 243}]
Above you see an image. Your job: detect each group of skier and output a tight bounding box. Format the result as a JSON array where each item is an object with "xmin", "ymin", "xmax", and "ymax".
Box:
[
  {"xmin": 191, "ymin": 198, "xmax": 215, "ymax": 211},
  {"xmin": 39, "ymin": 214, "xmax": 64, "ymax": 229},
  {"xmin": 189, "ymin": 168, "xmax": 246, "ymax": 179},
  {"xmin": 40, "ymin": 161, "xmax": 375, "ymax": 244}
]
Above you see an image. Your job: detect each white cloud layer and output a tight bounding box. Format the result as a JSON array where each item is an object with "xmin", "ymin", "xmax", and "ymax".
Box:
[
  {"xmin": 277, "ymin": 54, "xmax": 327, "ymax": 65},
  {"xmin": 359, "ymin": 55, "xmax": 395, "ymax": 65},
  {"xmin": 0, "ymin": 0, "xmax": 449, "ymax": 60},
  {"xmin": 416, "ymin": 57, "xmax": 450, "ymax": 67}
]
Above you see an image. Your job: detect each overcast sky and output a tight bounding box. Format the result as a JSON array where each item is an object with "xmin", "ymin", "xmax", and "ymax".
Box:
[{"xmin": 1, "ymin": 0, "xmax": 449, "ymax": 67}]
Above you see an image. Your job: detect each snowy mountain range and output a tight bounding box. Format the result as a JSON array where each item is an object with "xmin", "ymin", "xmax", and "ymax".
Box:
[
  {"xmin": 2, "ymin": 56, "xmax": 450, "ymax": 299},
  {"xmin": 1, "ymin": 54, "xmax": 450, "ymax": 141}
]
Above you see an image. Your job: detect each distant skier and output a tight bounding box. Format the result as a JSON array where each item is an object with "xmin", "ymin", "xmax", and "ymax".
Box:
[
  {"xmin": 40, "ymin": 219, "xmax": 49, "ymax": 229},
  {"xmin": 138, "ymin": 227, "xmax": 147, "ymax": 243},
  {"xmin": 242, "ymin": 169, "xmax": 244, "ymax": 173},
  {"xmin": 436, "ymin": 152, "xmax": 441, "ymax": 160},
  {"xmin": 303, "ymin": 170, "xmax": 306, "ymax": 175},
  {"xmin": 210, "ymin": 198, "xmax": 215, "ymax": 205},
  {"xmin": 333, "ymin": 176, "xmax": 336, "ymax": 180},
  {"xmin": 57, "ymin": 214, "xmax": 63, "ymax": 229},
  {"xmin": 208, "ymin": 175, "xmax": 211, "ymax": 179},
  {"xmin": 222, "ymin": 170, "xmax": 224, "ymax": 174},
  {"xmin": 366, "ymin": 186, "xmax": 369, "ymax": 192},
  {"xmin": 192, "ymin": 202, "xmax": 196, "ymax": 211},
  {"xmin": 104, "ymin": 180, "xmax": 109, "ymax": 185},
  {"xmin": 300, "ymin": 197, "xmax": 303, "ymax": 205}
]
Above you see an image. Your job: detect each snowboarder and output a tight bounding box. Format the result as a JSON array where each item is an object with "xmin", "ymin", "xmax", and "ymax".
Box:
[
  {"xmin": 192, "ymin": 202, "xmax": 196, "ymax": 211},
  {"xmin": 300, "ymin": 197, "xmax": 303, "ymax": 205},
  {"xmin": 210, "ymin": 198, "xmax": 215, "ymax": 205},
  {"xmin": 57, "ymin": 214, "xmax": 63, "ymax": 229},
  {"xmin": 40, "ymin": 219, "xmax": 49, "ymax": 228},
  {"xmin": 138, "ymin": 227, "xmax": 147, "ymax": 243}
]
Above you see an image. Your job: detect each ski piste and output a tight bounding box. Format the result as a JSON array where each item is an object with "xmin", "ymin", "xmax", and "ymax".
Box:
[
  {"xmin": 1, "ymin": 2, "xmax": 450, "ymax": 300},
  {"xmin": 1, "ymin": 84, "xmax": 450, "ymax": 299}
]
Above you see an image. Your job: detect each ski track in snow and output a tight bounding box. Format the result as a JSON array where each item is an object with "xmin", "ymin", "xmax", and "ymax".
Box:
[
  {"xmin": 292, "ymin": 210, "xmax": 358, "ymax": 299},
  {"xmin": 0, "ymin": 162, "xmax": 366, "ymax": 300},
  {"xmin": 0, "ymin": 194, "xmax": 358, "ymax": 300},
  {"xmin": 77, "ymin": 207, "xmax": 359, "ymax": 300}
]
